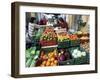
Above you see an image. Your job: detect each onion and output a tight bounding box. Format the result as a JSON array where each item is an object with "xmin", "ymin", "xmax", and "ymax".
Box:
[
  {"xmin": 59, "ymin": 54, "xmax": 66, "ymax": 61},
  {"xmin": 64, "ymin": 52, "xmax": 70, "ymax": 60}
]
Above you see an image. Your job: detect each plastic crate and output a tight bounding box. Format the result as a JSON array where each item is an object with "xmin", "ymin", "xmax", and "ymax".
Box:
[
  {"xmin": 74, "ymin": 55, "xmax": 89, "ymax": 65},
  {"xmin": 58, "ymin": 49, "xmax": 73, "ymax": 65},
  {"xmin": 70, "ymin": 39, "xmax": 80, "ymax": 47},
  {"xmin": 68, "ymin": 47, "xmax": 90, "ymax": 65},
  {"xmin": 59, "ymin": 54, "xmax": 89, "ymax": 65},
  {"xmin": 58, "ymin": 40, "xmax": 70, "ymax": 48},
  {"xmin": 41, "ymin": 47, "xmax": 57, "ymax": 53},
  {"xmin": 58, "ymin": 59, "xmax": 74, "ymax": 65}
]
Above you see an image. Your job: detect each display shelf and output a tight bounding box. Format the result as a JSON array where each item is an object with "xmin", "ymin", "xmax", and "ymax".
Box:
[{"xmin": 41, "ymin": 45, "xmax": 58, "ymax": 48}]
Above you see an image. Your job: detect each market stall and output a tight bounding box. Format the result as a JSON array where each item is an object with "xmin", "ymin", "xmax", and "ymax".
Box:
[{"xmin": 25, "ymin": 25, "xmax": 90, "ymax": 67}]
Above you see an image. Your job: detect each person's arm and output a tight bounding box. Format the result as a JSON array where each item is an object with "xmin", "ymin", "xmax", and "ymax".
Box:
[{"xmin": 34, "ymin": 24, "xmax": 46, "ymax": 29}]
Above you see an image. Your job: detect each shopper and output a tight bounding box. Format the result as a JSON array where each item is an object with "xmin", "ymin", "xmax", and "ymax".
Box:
[
  {"xmin": 26, "ymin": 17, "xmax": 43, "ymax": 48},
  {"xmin": 58, "ymin": 17, "xmax": 69, "ymax": 31}
]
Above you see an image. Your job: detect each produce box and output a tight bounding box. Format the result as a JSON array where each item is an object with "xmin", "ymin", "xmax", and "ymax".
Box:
[
  {"xmin": 80, "ymin": 39, "xmax": 89, "ymax": 44},
  {"xmin": 40, "ymin": 40, "xmax": 57, "ymax": 46},
  {"xmin": 58, "ymin": 40, "xmax": 70, "ymax": 48},
  {"xmin": 40, "ymin": 27, "xmax": 57, "ymax": 47},
  {"xmin": 36, "ymin": 48, "xmax": 58, "ymax": 67},
  {"xmin": 41, "ymin": 47, "xmax": 57, "ymax": 54},
  {"xmin": 57, "ymin": 49, "xmax": 73, "ymax": 65},
  {"xmin": 25, "ymin": 47, "xmax": 41, "ymax": 67},
  {"xmin": 68, "ymin": 47, "xmax": 89, "ymax": 65},
  {"xmin": 58, "ymin": 59, "xmax": 74, "ymax": 65},
  {"xmin": 70, "ymin": 39, "xmax": 80, "ymax": 47},
  {"xmin": 58, "ymin": 47, "xmax": 89, "ymax": 65},
  {"xmin": 74, "ymin": 54, "xmax": 89, "ymax": 64}
]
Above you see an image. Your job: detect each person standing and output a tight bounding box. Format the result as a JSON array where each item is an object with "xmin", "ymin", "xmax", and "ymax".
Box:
[{"xmin": 58, "ymin": 17, "xmax": 69, "ymax": 31}]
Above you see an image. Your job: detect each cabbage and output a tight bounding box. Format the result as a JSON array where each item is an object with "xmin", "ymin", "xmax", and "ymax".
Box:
[{"xmin": 81, "ymin": 52, "xmax": 86, "ymax": 56}]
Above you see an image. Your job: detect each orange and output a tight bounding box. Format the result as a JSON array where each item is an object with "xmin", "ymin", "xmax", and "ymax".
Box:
[
  {"xmin": 40, "ymin": 64, "xmax": 45, "ymax": 67},
  {"xmin": 50, "ymin": 62, "xmax": 54, "ymax": 66},
  {"xmin": 48, "ymin": 59, "xmax": 51, "ymax": 62},
  {"xmin": 50, "ymin": 57, "xmax": 55, "ymax": 62},
  {"xmin": 54, "ymin": 53, "xmax": 57, "ymax": 56},
  {"xmin": 48, "ymin": 52, "xmax": 53, "ymax": 58},
  {"xmin": 54, "ymin": 60, "xmax": 58, "ymax": 64},
  {"xmin": 51, "ymin": 52, "xmax": 54, "ymax": 56},
  {"xmin": 42, "ymin": 61, "xmax": 46, "ymax": 65},
  {"xmin": 48, "ymin": 52, "xmax": 51, "ymax": 56},
  {"xmin": 46, "ymin": 61, "xmax": 50, "ymax": 66},
  {"xmin": 53, "ymin": 63, "xmax": 57, "ymax": 66},
  {"xmin": 43, "ymin": 55, "xmax": 47, "ymax": 59}
]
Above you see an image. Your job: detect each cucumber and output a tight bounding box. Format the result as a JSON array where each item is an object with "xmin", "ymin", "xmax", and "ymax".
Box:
[
  {"xmin": 26, "ymin": 50, "xmax": 31, "ymax": 58},
  {"xmin": 34, "ymin": 55, "xmax": 39, "ymax": 60},
  {"xmin": 30, "ymin": 59, "xmax": 36, "ymax": 67},
  {"xmin": 30, "ymin": 47, "xmax": 36, "ymax": 55},
  {"xmin": 31, "ymin": 50, "xmax": 36, "ymax": 55},
  {"xmin": 36, "ymin": 51, "xmax": 40, "ymax": 55},
  {"xmin": 26, "ymin": 58, "xmax": 32, "ymax": 67}
]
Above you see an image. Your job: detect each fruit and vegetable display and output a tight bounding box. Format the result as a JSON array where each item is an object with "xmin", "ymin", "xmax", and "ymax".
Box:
[
  {"xmin": 71, "ymin": 48, "xmax": 86, "ymax": 58},
  {"xmin": 69, "ymin": 34, "xmax": 78, "ymax": 40},
  {"xmin": 40, "ymin": 27, "xmax": 57, "ymax": 46},
  {"xmin": 34, "ymin": 27, "xmax": 45, "ymax": 40},
  {"xmin": 26, "ymin": 26, "xmax": 90, "ymax": 67},
  {"xmin": 80, "ymin": 42, "xmax": 89, "ymax": 52},
  {"xmin": 75, "ymin": 31, "xmax": 89, "ymax": 37},
  {"xmin": 80, "ymin": 36, "xmax": 89, "ymax": 43},
  {"xmin": 25, "ymin": 47, "xmax": 89, "ymax": 67},
  {"xmin": 37, "ymin": 49, "xmax": 58, "ymax": 67},
  {"xmin": 57, "ymin": 32, "xmax": 80, "ymax": 48},
  {"xmin": 75, "ymin": 31, "xmax": 89, "ymax": 43},
  {"xmin": 57, "ymin": 49, "xmax": 71, "ymax": 62},
  {"xmin": 70, "ymin": 47, "xmax": 89, "ymax": 64},
  {"xmin": 26, "ymin": 47, "xmax": 40, "ymax": 67},
  {"xmin": 57, "ymin": 32, "xmax": 78, "ymax": 42},
  {"xmin": 57, "ymin": 32, "xmax": 69, "ymax": 42}
]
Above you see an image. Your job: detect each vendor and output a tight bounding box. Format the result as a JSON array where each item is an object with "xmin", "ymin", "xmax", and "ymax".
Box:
[
  {"xmin": 26, "ymin": 17, "xmax": 43, "ymax": 48},
  {"xmin": 28, "ymin": 17, "xmax": 36, "ymax": 37},
  {"xmin": 28, "ymin": 17, "xmax": 44, "ymax": 37},
  {"xmin": 58, "ymin": 17, "xmax": 69, "ymax": 31}
]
